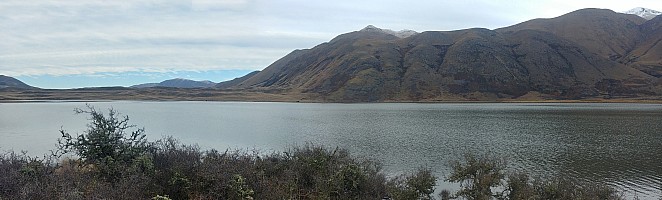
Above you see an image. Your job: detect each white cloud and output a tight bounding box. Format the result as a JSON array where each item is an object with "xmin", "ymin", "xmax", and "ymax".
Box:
[{"xmin": 1, "ymin": 0, "xmax": 661, "ymax": 78}]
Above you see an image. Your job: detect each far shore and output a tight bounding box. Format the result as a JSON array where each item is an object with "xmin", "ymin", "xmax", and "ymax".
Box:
[{"xmin": 2, "ymin": 88, "xmax": 662, "ymax": 104}]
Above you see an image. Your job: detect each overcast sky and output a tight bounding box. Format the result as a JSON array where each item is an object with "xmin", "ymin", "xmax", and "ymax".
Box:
[{"xmin": 1, "ymin": 0, "xmax": 661, "ymax": 88}]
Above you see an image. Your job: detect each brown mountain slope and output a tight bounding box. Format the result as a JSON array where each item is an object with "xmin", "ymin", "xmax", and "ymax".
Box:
[
  {"xmin": 237, "ymin": 28, "xmax": 401, "ymax": 92},
  {"xmin": 498, "ymin": 8, "xmax": 662, "ymax": 79},
  {"xmin": 224, "ymin": 9, "xmax": 661, "ymax": 102},
  {"xmin": 625, "ymin": 15, "xmax": 662, "ymax": 77},
  {"xmin": 216, "ymin": 71, "xmax": 260, "ymax": 89},
  {"xmin": 505, "ymin": 30, "xmax": 654, "ymax": 96},
  {"xmin": 497, "ymin": 8, "xmax": 646, "ymax": 62}
]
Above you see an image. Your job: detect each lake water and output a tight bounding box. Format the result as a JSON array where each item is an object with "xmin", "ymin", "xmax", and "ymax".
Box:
[{"xmin": 2, "ymin": 102, "xmax": 662, "ymax": 198}]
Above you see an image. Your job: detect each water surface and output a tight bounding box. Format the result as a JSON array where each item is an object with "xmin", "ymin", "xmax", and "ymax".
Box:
[{"xmin": 2, "ymin": 102, "xmax": 661, "ymax": 198}]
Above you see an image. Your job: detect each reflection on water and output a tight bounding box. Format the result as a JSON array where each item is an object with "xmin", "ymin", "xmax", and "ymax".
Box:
[{"xmin": 1, "ymin": 102, "xmax": 661, "ymax": 198}]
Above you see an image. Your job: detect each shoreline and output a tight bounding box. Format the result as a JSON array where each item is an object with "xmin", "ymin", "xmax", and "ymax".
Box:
[
  {"xmin": 3, "ymin": 99, "xmax": 662, "ymax": 104},
  {"xmin": 2, "ymin": 88, "xmax": 662, "ymax": 104}
]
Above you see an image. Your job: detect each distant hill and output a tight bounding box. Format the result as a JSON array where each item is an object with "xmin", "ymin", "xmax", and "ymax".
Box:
[
  {"xmin": 0, "ymin": 75, "xmax": 35, "ymax": 89},
  {"xmin": 131, "ymin": 78, "xmax": 216, "ymax": 88},
  {"xmin": 220, "ymin": 8, "xmax": 662, "ymax": 102}
]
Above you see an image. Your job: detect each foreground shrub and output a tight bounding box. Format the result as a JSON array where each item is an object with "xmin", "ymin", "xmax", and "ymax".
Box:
[
  {"xmin": 164, "ymin": 143, "xmax": 391, "ymax": 199},
  {"xmin": 447, "ymin": 153, "xmax": 625, "ymax": 200},
  {"xmin": 0, "ymin": 107, "xmax": 630, "ymax": 200},
  {"xmin": 387, "ymin": 168, "xmax": 437, "ymax": 200},
  {"xmin": 504, "ymin": 172, "xmax": 623, "ymax": 200},
  {"xmin": 55, "ymin": 105, "xmax": 150, "ymax": 182},
  {"xmin": 447, "ymin": 153, "xmax": 506, "ymax": 200},
  {"xmin": 0, "ymin": 152, "xmax": 57, "ymax": 199},
  {"xmin": 0, "ymin": 144, "xmax": 631, "ymax": 200}
]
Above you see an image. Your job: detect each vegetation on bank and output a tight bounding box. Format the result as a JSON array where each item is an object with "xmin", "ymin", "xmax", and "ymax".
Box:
[{"xmin": 0, "ymin": 106, "xmax": 627, "ymax": 199}]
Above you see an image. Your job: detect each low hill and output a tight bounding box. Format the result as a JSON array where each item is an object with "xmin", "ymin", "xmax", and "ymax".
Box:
[
  {"xmin": 0, "ymin": 75, "xmax": 36, "ymax": 89},
  {"xmin": 131, "ymin": 78, "xmax": 216, "ymax": 88}
]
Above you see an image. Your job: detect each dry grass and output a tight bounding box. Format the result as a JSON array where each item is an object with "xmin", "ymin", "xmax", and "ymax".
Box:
[{"xmin": 2, "ymin": 88, "xmax": 662, "ymax": 103}]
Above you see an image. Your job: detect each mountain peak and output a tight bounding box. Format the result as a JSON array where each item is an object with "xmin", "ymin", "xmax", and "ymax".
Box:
[
  {"xmin": 361, "ymin": 25, "xmax": 380, "ymax": 31},
  {"xmin": 360, "ymin": 25, "xmax": 418, "ymax": 38},
  {"xmin": 623, "ymin": 7, "xmax": 662, "ymax": 20}
]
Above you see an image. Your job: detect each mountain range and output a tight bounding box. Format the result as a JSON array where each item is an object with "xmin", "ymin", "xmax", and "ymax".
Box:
[
  {"xmin": 218, "ymin": 8, "xmax": 662, "ymax": 101},
  {"xmin": 2, "ymin": 7, "xmax": 662, "ymax": 102},
  {"xmin": 0, "ymin": 76, "xmax": 217, "ymax": 90}
]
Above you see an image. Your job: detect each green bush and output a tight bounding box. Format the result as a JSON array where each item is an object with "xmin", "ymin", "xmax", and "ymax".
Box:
[
  {"xmin": 387, "ymin": 168, "xmax": 437, "ymax": 200},
  {"xmin": 447, "ymin": 153, "xmax": 506, "ymax": 200},
  {"xmin": 228, "ymin": 174, "xmax": 254, "ymax": 200},
  {"xmin": 55, "ymin": 105, "xmax": 150, "ymax": 182},
  {"xmin": 56, "ymin": 105, "xmax": 149, "ymax": 165}
]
